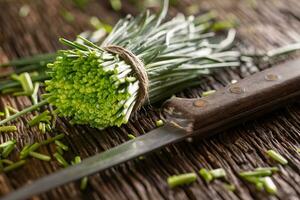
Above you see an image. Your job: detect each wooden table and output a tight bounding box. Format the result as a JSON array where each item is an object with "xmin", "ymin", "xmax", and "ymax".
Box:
[{"xmin": 0, "ymin": 0, "xmax": 300, "ymax": 199}]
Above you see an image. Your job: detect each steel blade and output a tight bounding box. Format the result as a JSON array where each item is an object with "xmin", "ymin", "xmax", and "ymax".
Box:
[{"xmin": 2, "ymin": 125, "xmax": 187, "ymax": 200}]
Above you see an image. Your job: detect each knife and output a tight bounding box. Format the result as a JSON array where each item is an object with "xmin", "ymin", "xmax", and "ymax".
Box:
[{"xmin": 2, "ymin": 58, "xmax": 300, "ymax": 200}]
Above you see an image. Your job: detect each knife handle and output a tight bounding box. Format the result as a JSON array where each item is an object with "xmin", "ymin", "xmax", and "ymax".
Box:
[{"xmin": 162, "ymin": 58, "xmax": 300, "ymax": 136}]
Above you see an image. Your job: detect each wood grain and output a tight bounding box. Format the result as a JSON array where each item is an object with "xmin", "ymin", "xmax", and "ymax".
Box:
[{"xmin": 0, "ymin": 0, "xmax": 300, "ymax": 199}]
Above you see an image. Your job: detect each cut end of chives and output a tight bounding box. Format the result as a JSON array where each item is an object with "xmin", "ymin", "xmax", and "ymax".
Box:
[
  {"xmin": 155, "ymin": 119, "xmax": 164, "ymax": 127},
  {"xmin": 266, "ymin": 150, "xmax": 288, "ymax": 165},
  {"xmin": 210, "ymin": 168, "xmax": 226, "ymax": 179},
  {"xmin": 199, "ymin": 168, "xmax": 213, "ymax": 183},
  {"xmin": 167, "ymin": 173, "xmax": 197, "ymax": 188}
]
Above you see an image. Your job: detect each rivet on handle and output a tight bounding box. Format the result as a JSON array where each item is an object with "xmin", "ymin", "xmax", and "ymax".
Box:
[
  {"xmin": 229, "ymin": 85, "xmax": 245, "ymax": 94},
  {"xmin": 265, "ymin": 73, "xmax": 280, "ymax": 81}
]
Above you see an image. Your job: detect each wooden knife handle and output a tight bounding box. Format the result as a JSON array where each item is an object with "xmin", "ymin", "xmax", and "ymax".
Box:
[{"xmin": 162, "ymin": 58, "xmax": 300, "ymax": 136}]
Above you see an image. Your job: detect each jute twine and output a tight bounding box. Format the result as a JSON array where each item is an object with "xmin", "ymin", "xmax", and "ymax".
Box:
[{"xmin": 104, "ymin": 45, "xmax": 149, "ymax": 112}]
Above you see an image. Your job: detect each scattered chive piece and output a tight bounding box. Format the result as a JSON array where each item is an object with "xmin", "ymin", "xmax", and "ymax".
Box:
[
  {"xmin": 55, "ymin": 140, "xmax": 69, "ymax": 151},
  {"xmin": 28, "ymin": 111, "xmax": 51, "ymax": 126},
  {"xmin": 20, "ymin": 142, "xmax": 41, "ymax": 159},
  {"xmin": 3, "ymin": 160, "xmax": 26, "ymax": 172},
  {"xmin": 54, "ymin": 153, "xmax": 69, "ymax": 167},
  {"xmin": 20, "ymin": 143, "xmax": 31, "ymax": 155},
  {"xmin": 80, "ymin": 177, "xmax": 88, "ymax": 190},
  {"xmin": 262, "ymin": 177, "xmax": 277, "ymax": 195},
  {"xmin": 167, "ymin": 173, "xmax": 197, "ymax": 188},
  {"xmin": 0, "ymin": 140, "xmax": 16, "ymax": 148},
  {"xmin": 266, "ymin": 150, "xmax": 288, "ymax": 165},
  {"xmin": 45, "ymin": 124, "xmax": 51, "ymax": 132},
  {"xmin": 31, "ymin": 82, "xmax": 40, "ymax": 105},
  {"xmin": 202, "ymin": 90, "xmax": 216, "ymax": 97},
  {"xmin": 0, "ymin": 125, "xmax": 17, "ymax": 132},
  {"xmin": 0, "ymin": 112, "xmax": 4, "ymax": 117},
  {"xmin": 29, "ymin": 151, "xmax": 51, "ymax": 161},
  {"xmin": 239, "ymin": 170, "xmax": 272, "ymax": 178},
  {"xmin": 210, "ymin": 168, "xmax": 226, "ymax": 179},
  {"xmin": 241, "ymin": 176, "xmax": 264, "ymax": 191},
  {"xmin": 2, "ymin": 141, "xmax": 16, "ymax": 158},
  {"xmin": 128, "ymin": 134, "xmax": 136, "ymax": 140},
  {"xmin": 39, "ymin": 122, "xmax": 46, "ymax": 134},
  {"xmin": 223, "ymin": 183, "xmax": 236, "ymax": 192},
  {"xmin": 4, "ymin": 107, "xmax": 10, "ymax": 119},
  {"xmin": 155, "ymin": 119, "xmax": 164, "ymax": 127},
  {"xmin": 56, "ymin": 146, "xmax": 64, "ymax": 155},
  {"xmin": 0, "ymin": 159, "xmax": 14, "ymax": 165},
  {"xmin": 6, "ymin": 106, "xmax": 19, "ymax": 114},
  {"xmin": 41, "ymin": 133, "xmax": 65, "ymax": 145},
  {"xmin": 255, "ymin": 167, "xmax": 279, "ymax": 173},
  {"xmin": 199, "ymin": 168, "xmax": 213, "ymax": 183}
]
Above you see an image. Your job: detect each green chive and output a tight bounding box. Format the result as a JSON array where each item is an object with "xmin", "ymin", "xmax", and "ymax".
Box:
[
  {"xmin": 167, "ymin": 173, "xmax": 197, "ymax": 188},
  {"xmin": 199, "ymin": 168, "xmax": 213, "ymax": 183},
  {"xmin": 80, "ymin": 176, "xmax": 88, "ymax": 190},
  {"xmin": 6, "ymin": 106, "xmax": 19, "ymax": 114},
  {"xmin": 0, "ymin": 140, "xmax": 16, "ymax": 148},
  {"xmin": 223, "ymin": 183, "xmax": 236, "ymax": 191},
  {"xmin": 31, "ymin": 82, "xmax": 40, "ymax": 105},
  {"xmin": 28, "ymin": 111, "xmax": 51, "ymax": 126},
  {"xmin": 202, "ymin": 90, "xmax": 216, "ymax": 97},
  {"xmin": 262, "ymin": 177, "xmax": 277, "ymax": 195},
  {"xmin": 20, "ymin": 142, "xmax": 41, "ymax": 159},
  {"xmin": 241, "ymin": 176, "xmax": 264, "ymax": 191},
  {"xmin": 210, "ymin": 168, "xmax": 226, "ymax": 179},
  {"xmin": 56, "ymin": 146, "xmax": 64, "ymax": 155},
  {"xmin": 41, "ymin": 133, "xmax": 65, "ymax": 145},
  {"xmin": 239, "ymin": 170, "xmax": 272, "ymax": 178},
  {"xmin": 3, "ymin": 160, "xmax": 26, "ymax": 172},
  {"xmin": 54, "ymin": 152, "xmax": 69, "ymax": 167},
  {"xmin": 155, "ymin": 119, "xmax": 164, "ymax": 127},
  {"xmin": 39, "ymin": 122, "xmax": 46, "ymax": 134},
  {"xmin": 255, "ymin": 167, "xmax": 279, "ymax": 173},
  {"xmin": 4, "ymin": 107, "xmax": 10, "ymax": 118},
  {"xmin": 0, "ymin": 125, "xmax": 17, "ymax": 132},
  {"xmin": 128, "ymin": 134, "xmax": 136, "ymax": 140},
  {"xmin": 29, "ymin": 151, "xmax": 51, "ymax": 161},
  {"xmin": 55, "ymin": 140, "xmax": 69, "ymax": 151},
  {"xmin": 0, "ymin": 159, "xmax": 14, "ymax": 165},
  {"xmin": 2, "ymin": 142, "xmax": 16, "ymax": 158},
  {"xmin": 266, "ymin": 150, "xmax": 288, "ymax": 165},
  {"xmin": 0, "ymin": 112, "xmax": 4, "ymax": 117}
]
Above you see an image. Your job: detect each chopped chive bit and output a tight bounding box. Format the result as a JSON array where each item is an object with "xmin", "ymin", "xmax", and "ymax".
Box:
[
  {"xmin": 4, "ymin": 107, "xmax": 10, "ymax": 118},
  {"xmin": 0, "ymin": 159, "xmax": 14, "ymax": 165},
  {"xmin": 239, "ymin": 170, "xmax": 272, "ymax": 178},
  {"xmin": 255, "ymin": 167, "xmax": 279, "ymax": 173},
  {"xmin": 2, "ymin": 141, "xmax": 16, "ymax": 158},
  {"xmin": 244, "ymin": 176, "xmax": 264, "ymax": 191},
  {"xmin": 0, "ymin": 126, "xmax": 17, "ymax": 132},
  {"xmin": 39, "ymin": 122, "xmax": 46, "ymax": 134},
  {"xmin": 80, "ymin": 176, "xmax": 88, "ymax": 190},
  {"xmin": 0, "ymin": 112, "xmax": 4, "ymax": 117},
  {"xmin": 41, "ymin": 133, "xmax": 65, "ymax": 145},
  {"xmin": 28, "ymin": 111, "xmax": 51, "ymax": 126},
  {"xmin": 56, "ymin": 146, "xmax": 64, "ymax": 155},
  {"xmin": 29, "ymin": 151, "xmax": 51, "ymax": 161},
  {"xmin": 55, "ymin": 140, "xmax": 69, "ymax": 151},
  {"xmin": 202, "ymin": 90, "xmax": 216, "ymax": 97},
  {"xmin": 262, "ymin": 177, "xmax": 277, "ymax": 195},
  {"xmin": 0, "ymin": 140, "xmax": 16, "ymax": 148},
  {"xmin": 210, "ymin": 168, "xmax": 226, "ymax": 179},
  {"xmin": 3, "ymin": 160, "xmax": 26, "ymax": 172},
  {"xmin": 127, "ymin": 134, "xmax": 136, "ymax": 140},
  {"xmin": 266, "ymin": 150, "xmax": 288, "ymax": 165},
  {"xmin": 155, "ymin": 119, "xmax": 164, "ymax": 127},
  {"xmin": 223, "ymin": 183, "xmax": 236, "ymax": 192},
  {"xmin": 6, "ymin": 106, "xmax": 19, "ymax": 114},
  {"xmin": 199, "ymin": 168, "xmax": 213, "ymax": 183},
  {"xmin": 20, "ymin": 142, "xmax": 41, "ymax": 159},
  {"xmin": 167, "ymin": 173, "xmax": 197, "ymax": 188},
  {"xmin": 54, "ymin": 152, "xmax": 69, "ymax": 167}
]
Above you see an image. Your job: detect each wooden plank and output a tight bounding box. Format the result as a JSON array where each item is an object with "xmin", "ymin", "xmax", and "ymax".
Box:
[{"xmin": 0, "ymin": 0, "xmax": 300, "ymax": 199}]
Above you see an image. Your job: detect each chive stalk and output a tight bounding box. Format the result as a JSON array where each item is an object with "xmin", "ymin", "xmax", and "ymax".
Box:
[
  {"xmin": 210, "ymin": 168, "xmax": 226, "ymax": 179},
  {"xmin": 0, "ymin": 126, "xmax": 17, "ymax": 132},
  {"xmin": 54, "ymin": 153, "xmax": 69, "ymax": 167},
  {"xmin": 41, "ymin": 133, "xmax": 65, "ymax": 145},
  {"xmin": 55, "ymin": 140, "xmax": 69, "ymax": 151},
  {"xmin": 20, "ymin": 142, "xmax": 41, "ymax": 159},
  {"xmin": 202, "ymin": 90, "xmax": 216, "ymax": 97},
  {"xmin": 266, "ymin": 150, "xmax": 288, "ymax": 165},
  {"xmin": 80, "ymin": 177, "xmax": 88, "ymax": 190},
  {"xmin": 6, "ymin": 106, "xmax": 19, "ymax": 114},
  {"xmin": 155, "ymin": 120, "xmax": 164, "ymax": 127},
  {"xmin": 2, "ymin": 142, "xmax": 16, "ymax": 158},
  {"xmin": 239, "ymin": 170, "xmax": 272, "ymax": 178},
  {"xmin": 262, "ymin": 177, "xmax": 277, "ymax": 195},
  {"xmin": 167, "ymin": 173, "xmax": 197, "ymax": 188},
  {"xmin": 127, "ymin": 134, "xmax": 136, "ymax": 140},
  {"xmin": 199, "ymin": 168, "xmax": 213, "ymax": 183},
  {"xmin": 0, "ymin": 140, "xmax": 16, "ymax": 148},
  {"xmin": 0, "ymin": 159, "xmax": 14, "ymax": 165},
  {"xmin": 29, "ymin": 151, "xmax": 51, "ymax": 161},
  {"xmin": 2, "ymin": 160, "xmax": 26, "ymax": 172}
]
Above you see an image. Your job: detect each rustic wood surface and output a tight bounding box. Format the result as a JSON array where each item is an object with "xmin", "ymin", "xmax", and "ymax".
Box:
[{"xmin": 0, "ymin": 0, "xmax": 300, "ymax": 199}]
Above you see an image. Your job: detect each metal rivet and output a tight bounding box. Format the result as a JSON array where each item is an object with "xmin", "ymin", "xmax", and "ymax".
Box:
[
  {"xmin": 194, "ymin": 99, "xmax": 207, "ymax": 107},
  {"xmin": 229, "ymin": 85, "xmax": 245, "ymax": 94},
  {"xmin": 265, "ymin": 73, "xmax": 280, "ymax": 81}
]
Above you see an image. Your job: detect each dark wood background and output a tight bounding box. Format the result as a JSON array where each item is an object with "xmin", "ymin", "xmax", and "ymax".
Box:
[{"xmin": 0, "ymin": 0, "xmax": 300, "ymax": 199}]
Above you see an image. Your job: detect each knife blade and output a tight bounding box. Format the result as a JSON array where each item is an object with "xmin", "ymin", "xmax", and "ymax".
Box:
[{"xmin": 2, "ymin": 58, "xmax": 300, "ymax": 200}]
